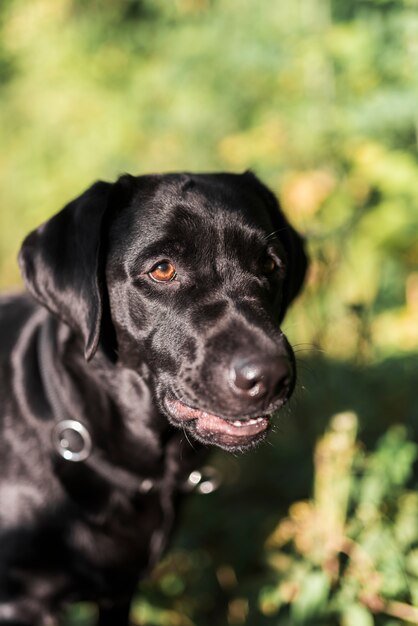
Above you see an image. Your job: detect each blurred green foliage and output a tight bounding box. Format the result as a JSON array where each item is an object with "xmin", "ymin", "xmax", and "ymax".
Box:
[
  {"xmin": 1, "ymin": 0, "xmax": 418, "ymax": 624},
  {"xmin": 261, "ymin": 414, "xmax": 418, "ymax": 625},
  {"xmin": 1, "ymin": 0, "xmax": 418, "ymax": 358}
]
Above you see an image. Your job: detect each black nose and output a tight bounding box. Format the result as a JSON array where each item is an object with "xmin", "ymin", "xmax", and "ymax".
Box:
[{"xmin": 231, "ymin": 355, "xmax": 292, "ymax": 400}]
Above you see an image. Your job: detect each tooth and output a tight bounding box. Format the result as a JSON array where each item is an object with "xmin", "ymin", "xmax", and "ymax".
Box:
[{"xmin": 233, "ymin": 420, "xmax": 242, "ymax": 427}]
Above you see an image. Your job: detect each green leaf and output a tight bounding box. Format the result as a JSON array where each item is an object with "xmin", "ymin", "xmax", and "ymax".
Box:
[
  {"xmin": 290, "ymin": 570, "xmax": 330, "ymax": 624},
  {"xmin": 258, "ymin": 585, "xmax": 282, "ymax": 616},
  {"xmin": 342, "ymin": 603, "xmax": 374, "ymax": 626},
  {"xmin": 406, "ymin": 549, "xmax": 418, "ymax": 577}
]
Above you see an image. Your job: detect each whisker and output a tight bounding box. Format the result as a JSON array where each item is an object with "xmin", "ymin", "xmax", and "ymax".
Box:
[
  {"xmin": 264, "ymin": 226, "xmax": 290, "ymax": 241},
  {"xmin": 182, "ymin": 425, "xmax": 195, "ymax": 450},
  {"xmin": 293, "ymin": 347, "xmax": 326, "ymax": 355},
  {"xmin": 174, "ymin": 390, "xmax": 196, "ymax": 450}
]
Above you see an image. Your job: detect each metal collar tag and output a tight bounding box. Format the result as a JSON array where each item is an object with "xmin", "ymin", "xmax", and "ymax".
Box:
[{"xmin": 52, "ymin": 419, "xmax": 93, "ymax": 463}]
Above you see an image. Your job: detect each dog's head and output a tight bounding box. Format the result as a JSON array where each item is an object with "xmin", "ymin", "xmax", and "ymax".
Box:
[{"xmin": 19, "ymin": 172, "xmax": 308, "ymax": 451}]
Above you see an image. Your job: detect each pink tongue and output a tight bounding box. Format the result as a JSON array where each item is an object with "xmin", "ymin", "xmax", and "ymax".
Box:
[
  {"xmin": 167, "ymin": 399, "xmax": 268, "ymax": 437},
  {"xmin": 196, "ymin": 413, "xmax": 268, "ymax": 437},
  {"xmin": 197, "ymin": 413, "xmax": 235, "ymax": 433}
]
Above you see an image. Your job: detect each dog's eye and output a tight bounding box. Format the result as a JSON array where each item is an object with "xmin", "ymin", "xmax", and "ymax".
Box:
[
  {"xmin": 261, "ymin": 255, "xmax": 278, "ymax": 275},
  {"xmin": 148, "ymin": 261, "xmax": 177, "ymax": 283}
]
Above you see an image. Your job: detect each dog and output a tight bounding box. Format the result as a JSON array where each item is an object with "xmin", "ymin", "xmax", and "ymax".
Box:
[{"xmin": 0, "ymin": 171, "xmax": 307, "ymax": 625}]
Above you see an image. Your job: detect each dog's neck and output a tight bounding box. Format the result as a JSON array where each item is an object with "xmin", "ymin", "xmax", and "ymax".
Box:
[{"xmin": 38, "ymin": 314, "xmax": 187, "ymax": 481}]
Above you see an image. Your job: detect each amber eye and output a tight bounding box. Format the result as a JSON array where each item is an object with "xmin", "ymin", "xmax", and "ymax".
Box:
[
  {"xmin": 148, "ymin": 260, "xmax": 177, "ymax": 283},
  {"xmin": 261, "ymin": 255, "xmax": 277, "ymax": 275}
]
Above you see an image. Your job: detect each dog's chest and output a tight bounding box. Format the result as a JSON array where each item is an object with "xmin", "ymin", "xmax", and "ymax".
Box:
[
  {"xmin": 1, "ymin": 484, "xmax": 176, "ymax": 609},
  {"xmin": 69, "ymin": 489, "xmax": 171, "ymax": 573}
]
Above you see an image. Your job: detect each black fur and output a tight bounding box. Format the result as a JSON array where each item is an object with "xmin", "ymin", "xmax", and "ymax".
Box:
[{"xmin": 0, "ymin": 172, "xmax": 307, "ymax": 625}]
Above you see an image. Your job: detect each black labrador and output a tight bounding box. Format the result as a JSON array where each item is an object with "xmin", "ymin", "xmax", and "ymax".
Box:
[{"xmin": 0, "ymin": 172, "xmax": 307, "ymax": 626}]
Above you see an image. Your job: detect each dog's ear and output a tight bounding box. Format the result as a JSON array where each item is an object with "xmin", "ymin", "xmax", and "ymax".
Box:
[
  {"xmin": 18, "ymin": 176, "xmax": 135, "ymax": 361},
  {"xmin": 244, "ymin": 171, "xmax": 309, "ymax": 322}
]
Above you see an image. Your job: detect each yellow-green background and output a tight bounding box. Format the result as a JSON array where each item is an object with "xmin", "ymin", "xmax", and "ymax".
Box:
[{"xmin": 1, "ymin": 1, "xmax": 418, "ymax": 625}]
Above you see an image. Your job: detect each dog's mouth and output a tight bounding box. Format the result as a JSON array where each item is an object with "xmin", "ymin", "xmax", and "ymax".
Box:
[{"xmin": 163, "ymin": 396, "xmax": 271, "ymax": 450}]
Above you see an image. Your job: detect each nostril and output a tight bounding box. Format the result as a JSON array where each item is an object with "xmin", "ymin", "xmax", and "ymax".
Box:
[
  {"xmin": 231, "ymin": 356, "xmax": 292, "ymax": 399},
  {"xmin": 233, "ymin": 362, "xmax": 264, "ymax": 392}
]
